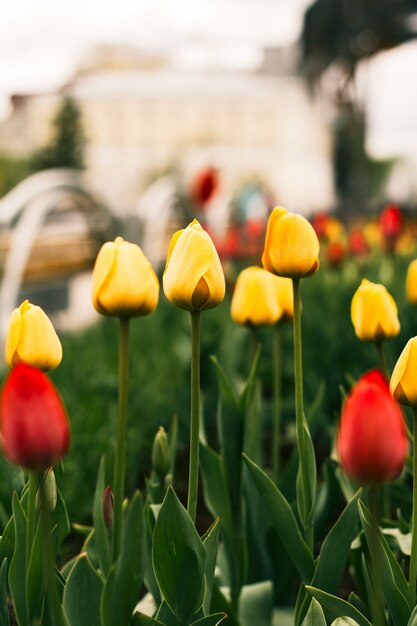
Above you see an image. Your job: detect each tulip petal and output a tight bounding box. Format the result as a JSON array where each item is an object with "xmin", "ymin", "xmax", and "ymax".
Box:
[
  {"xmin": 98, "ymin": 242, "xmax": 159, "ymax": 316},
  {"xmin": 163, "ymin": 228, "xmax": 214, "ymax": 311},
  {"xmin": 164, "ymin": 229, "xmax": 184, "ymax": 273},
  {"xmin": 262, "ymin": 207, "xmax": 287, "ymax": 273},
  {"xmin": 92, "ymin": 241, "xmax": 116, "ymax": 312},
  {"xmin": 4, "ymin": 307, "xmax": 22, "ymax": 368}
]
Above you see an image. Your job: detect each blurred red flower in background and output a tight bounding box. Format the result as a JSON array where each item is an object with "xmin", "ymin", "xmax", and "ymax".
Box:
[{"xmin": 0, "ymin": 363, "xmax": 70, "ymax": 470}]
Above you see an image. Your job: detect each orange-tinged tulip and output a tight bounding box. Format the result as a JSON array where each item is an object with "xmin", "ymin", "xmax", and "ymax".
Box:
[
  {"xmin": 92, "ymin": 237, "xmax": 159, "ymax": 317},
  {"xmin": 262, "ymin": 207, "xmax": 320, "ymax": 279},
  {"xmin": 163, "ymin": 219, "xmax": 225, "ymax": 312},
  {"xmin": 231, "ymin": 266, "xmax": 293, "ymax": 326},
  {"xmin": 338, "ymin": 370, "xmax": 408, "ymax": 484},
  {"xmin": 351, "ymin": 279, "xmax": 400, "ymax": 342},
  {"xmin": 5, "ymin": 300, "xmax": 62, "ymax": 371},
  {"xmin": 390, "ymin": 337, "xmax": 417, "ymax": 406},
  {"xmin": 406, "ymin": 259, "xmax": 417, "ymax": 304}
]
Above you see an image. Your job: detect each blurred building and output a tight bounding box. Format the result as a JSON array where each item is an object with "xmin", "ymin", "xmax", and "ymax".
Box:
[{"xmin": 0, "ymin": 44, "xmax": 334, "ymax": 215}]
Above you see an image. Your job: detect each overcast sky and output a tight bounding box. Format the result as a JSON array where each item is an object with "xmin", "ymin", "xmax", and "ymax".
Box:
[
  {"xmin": 0, "ymin": 0, "xmax": 311, "ymax": 98},
  {"xmin": 0, "ymin": 0, "xmax": 416, "ymax": 164}
]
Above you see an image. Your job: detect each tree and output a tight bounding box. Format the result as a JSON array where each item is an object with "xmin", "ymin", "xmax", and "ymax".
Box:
[
  {"xmin": 30, "ymin": 95, "xmax": 85, "ymax": 172},
  {"xmin": 300, "ymin": 0, "xmax": 417, "ymax": 207}
]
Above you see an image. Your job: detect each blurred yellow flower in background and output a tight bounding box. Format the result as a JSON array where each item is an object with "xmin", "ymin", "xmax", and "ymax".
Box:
[
  {"xmin": 5, "ymin": 300, "xmax": 62, "ymax": 371},
  {"xmin": 231, "ymin": 266, "xmax": 293, "ymax": 326},
  {"xmin": 351, "ymin": 278, "xmax": 400, "ymax": 342}
]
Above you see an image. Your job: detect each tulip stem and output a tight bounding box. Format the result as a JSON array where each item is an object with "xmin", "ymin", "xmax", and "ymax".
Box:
[
  {"xmin": 292, "ymin": 279, "xmax": 313, "ymax": 549},
  {"xmin": 369, "ymin": 486, "xmax": 385, "ymax": 626},
  {"xmin": 187, "ymin": 311, "xmax": 201, "ymax": 523},
  {"xmin": 376, "ymin": 341, "xmax": 389, "ymax": 379},
  {"xmin": 408, "ymin": 408, "xmax": 417, "ymax": 604},
  {"xmin": 112, "ymin": 317, "xmax": 130, "ymax": 562},
  {"xmin": 272, "ymin": 323, "xmax": 282, "ymax": 483},
  {"xmin": 38, "ymin": 471, "xmax": 67, "ymax": 626},
  {"xmin": 26, "ymin": 471, "xmax": 38, "ymax": 569}
]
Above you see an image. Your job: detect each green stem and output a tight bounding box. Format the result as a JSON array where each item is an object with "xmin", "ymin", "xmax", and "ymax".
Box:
[
  {"xmin": 187, "ymin": 311, "xmax": 201, "ymax": 523},
  {"xmin": 39, "ymin": 471, "xmax": 67, "ymax": 626},
  {"xmin": 293, "ymin": 279, "xmax": 313, "ymax": 549},
  {"xmin": 376, "ymin": 341, "xmax": 389, "ymax": 379},
  {"xmin": 408, "ymin": 408, "xmax": 417, "ymax": 604},
  {"xmin": 112, "ymin": 317, "xmax": 130, "ymax": 562},
  {"xmin": 369, "ymin": 486, "xmax": 385, "ymax": 626},
  {"xmin": 26, "ymin": 471, "xmax": 38, "ymax": 570},
  {"xmin": 272, "ymin": 323, "xmax": 282, "ymax": 483},
  {"xmin": 249, "ymin": 324, "xmax": 258, "ymax": 366}
]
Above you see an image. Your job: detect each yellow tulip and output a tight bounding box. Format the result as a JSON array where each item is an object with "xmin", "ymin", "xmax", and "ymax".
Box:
[
  {"xmin": 92, "ymin": 237, "xmax": 159, "ymax": 317},
  {"xmin": 351, "ymin": 279, "xmax": 400, "ymax": 341},
  {"xmin": 406, "ymin": 259, "xmax": 417, "ymax": 304},
  {"xmin": 231, "ymin": 266, "xmax": 293, "ymax": 326},
  {"xmin": 390, "ymin": 337, "xmax": 417, "ymax": 406},
  {"xmin": 262, "ymin": 206, "xmax": 320, "ymax": 279},
  {"xmin": 163, "ymin": 219, "xmax": 225, "ymax": 312},
  {"xmin": 5, "ymin": 300, "xmax": 62, "ymax": 371}
]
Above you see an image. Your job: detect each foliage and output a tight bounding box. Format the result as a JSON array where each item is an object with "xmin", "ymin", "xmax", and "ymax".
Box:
[
  {"xmin": 30, "ymin": 96, "xmax": 85, "ymax": 172},
  {"xmin": 0, "ymin": 153, "xmax": 31, "ymax": 198}
]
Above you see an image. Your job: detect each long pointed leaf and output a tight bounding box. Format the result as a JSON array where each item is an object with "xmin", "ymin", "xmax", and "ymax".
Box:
[
  {"xmin": 305, "ymin": 587, "xmax": 372, "ymax": 626},
  {"xmin": 243, "ymin": 454, "xmax": 315, "ymax": 581}
]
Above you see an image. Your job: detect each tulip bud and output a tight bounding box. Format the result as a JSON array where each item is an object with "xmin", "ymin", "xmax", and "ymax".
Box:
[
  {"xmin": 102, "ymin": 486, "xmax": 114, "ymax": 531},
  {"xmin": 351, "ymin": 279, "xmax": 400, "ymax": 342},
  {"xmin": 37, "ymin": 468, "xmax": 57, "ymax": 511},
  {"xmin": 231, "ymin": 266, "xmax": 293, "ymax": 326},
  {"xmin": 92, "ymin": 237, "xmax": 159, "ymax": 318},
  {"xmin": 0, "ymin": 364, "xmax": 70, "ymax": 470},
  {"xmin": 262, "ymin": 207, "xmax": 320, "ymax": 279},
  {"xmin": 152, "ymin": 426, "xmax": 171, "ymax": 479},
  {"xmin": 5, "ymin": 300, "xmax": 62, "ymax": 371},
  {"xmin": 163, "ymin": 219, "xmax": 225, "ymax": 312},
  {"xmin": 337, "ymin": 370, "xmax": 408, "ymax": 484},
  {"xmin": 406, "ymin": 260, "xmax": 417, "ymax": 304},
  {"xmin": 390, "ymin": 337, "xmax": 417, "ymax": 407}
]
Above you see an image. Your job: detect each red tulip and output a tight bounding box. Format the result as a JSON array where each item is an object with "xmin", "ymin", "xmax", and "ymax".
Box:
[
  {"xmin": 190, "ymin": 167, "xmax": 219, "ymax": 206},
  {"xmin": 0, "ymin": 364, "xmax": 70, "ymax": 470},
  {"xmin": 337, "ymin": 370, "xmax": 408, "ymax": 484}
]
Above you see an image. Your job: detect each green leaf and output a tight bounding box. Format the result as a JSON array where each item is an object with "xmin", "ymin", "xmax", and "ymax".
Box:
[
  {"xmin": 93, "ymin": 457, "xmax": 111, "ymax": 576},
  {"xmin": 312, "ymin": 489, "xmax": 362, "ymax": 594},
  {"xmin": 155, "ymin": 600, "xmax": 178, "ymax": 626},
  {"xmin": 8, "ymin": 492, "xmax": 28, "ymax": 626},
  {"xmin": 305, "ymin": 587, "xmax": 372, "ymax": 626},
  {"xmin": 239, "ymin": 581, "xmax": 273, "ymax": 626},
  {"xmin": 191, "ymin": 614, "xmax": 227, "ymax": 626},
  {"xmin": 242, "ymin": 454, "xmax": 315, "ymax": 581},
  {"xmin": 202, "ymin": 519, "xmax": 220, "ymax": 615},
  {"xmin": 358, "ymin": 500, "xmax": 411, "ymax": 626},
  {"xmin": 131, "ymin": 614, "xmax": 165, "ymax": 626},
  {"xmin": 301, "ymin": 598, "xmax": 326, "ymax": 626},
  {"xmin": 26, "ymin": 519, "xmax": 48, "ymax": 623},
  {"xmin": 408, "ymin": 604, "xmax": 417, "ymax": 625},
  {"xmin": 0, "ymin": 516, "xmax": 15, "ymax": 568},
  {"xmin": 297, "ymin": 421, "xmax": 316, "ymax": 528},
  {"xmin": 51, "ymin": 488, "xmax": 71, "ymax": 553},
  {"xmin": 211, "ymin": 356, "xmax": 243, "ymax": 515},
  {"xmin": 200, "ymin": 446, "xmax": 233, "ymax": 536},
  {"xmin": 238, "ymin": 345, "xmax": 261, "ymax": 414},
  {"xmin": 101, "ymin": 492, "xmax": 145, "ymax": 626},
  {"xmin": 153, "ymin": 487, "xmax": 206, "ymax": 625},
  {"xmin": 63, "ymin": 554, "xmax": 103, "ymax": 626},
  {"xmin": 331, "ymin": 619, "xmax": 361, "ymax": 626},
  {"xmin": 0, "ymin": 559, "xmax": 10, "ymax": 626},
  {"xmin": 144, "ymin": 506, "xmax": 161, "ymax": 605}
]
